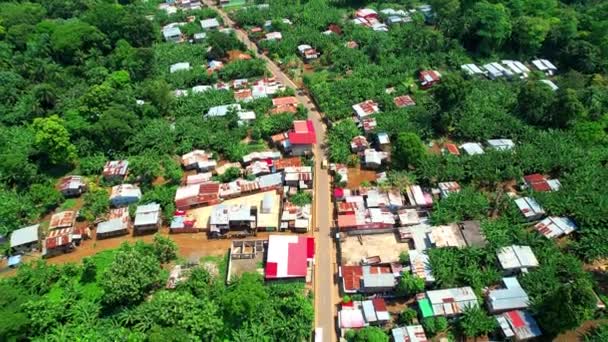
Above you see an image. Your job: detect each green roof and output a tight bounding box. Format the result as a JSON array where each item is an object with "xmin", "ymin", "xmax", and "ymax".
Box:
[{"xmin": 418, "ymin": 298, "xmax": 433, "ymax": 318}]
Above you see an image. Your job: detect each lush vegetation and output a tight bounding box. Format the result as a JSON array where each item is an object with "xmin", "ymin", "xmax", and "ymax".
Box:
[{"xmin": 0, "ymin": 239, "xmax": 313, "ymax": 341}]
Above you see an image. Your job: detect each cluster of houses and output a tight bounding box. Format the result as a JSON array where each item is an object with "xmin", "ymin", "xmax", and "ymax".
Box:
[
  {"xmin": 159, "ymin": 0, "xmax": 203, "ymax": 15},
  {"xmin": 461, "ymin": 58, "xmax": 559, "ymax": 90},
  {"xmin": 170, "ymin": 117, "xmax": 316, "ymax": 238},
  {"xmin": 352, "ymin": 5, "xmax": 433, "ymax": 31}
]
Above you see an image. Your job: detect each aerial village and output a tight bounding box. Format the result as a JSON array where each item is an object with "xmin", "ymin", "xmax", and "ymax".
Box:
[{"xmin": 2, "ymin": 0, "xmax": 608, "ymax": 341}]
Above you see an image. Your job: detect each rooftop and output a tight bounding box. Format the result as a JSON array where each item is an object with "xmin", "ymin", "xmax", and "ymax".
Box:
[
  {"xmin": 10, "ymin": 224, "xmax": 39, "ymax": 248},
  {"xmin": 288, "ymin": 120, "xmax": 316, "ymax": 145},
  {"xmin": 535, "ymin": 216, "xmax": 577, "ymax": 239},
  {"xmin": 487, "ymin": 277, "xmax": 529, "ymax": 313},
  {"xmin": 497, "ymin": 245, "xmax": 539, "ymax": 271},
  {"xmin": 134, "ymin": 203, "xmax": 161, "ymax": 226},
  {"xmin": 265, "ymin": 235, "xmax": 314, "ymax": 279},
  {"xmin": 49, "ymin": 211, "xmax": 76, "ymax": 230}
]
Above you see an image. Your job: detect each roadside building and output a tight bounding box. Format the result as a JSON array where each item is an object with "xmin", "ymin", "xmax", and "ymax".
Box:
[
  {"xmin": 418, "ymin": 287, "xmax": 478, "ymax": 317},
  {"xmin": 96, "ymin": 208, "xmax": 130, "ymax": 239},
  {"xmin": 133, "ymin": 203, "xmax": 162, "ymax": 235},
  {"xmin": 58, "ymin": 175, "xmax": 87, "ymax": 197},
  {"xmin": 246, "ymin": 160, "xmax": 271, "ymax": 176},
  {"xmin": 186, "ymin": 172, "xmax": 213, "ymax": 185},
  {"xmin": 209, "ymin": 204, "xmax": 256, "ymax": 236},
  {"xmin": 487, "ymin": 277, "xmax": 530, "ymax": 313},
  {"xmin": 340, "ymin": 264, "xmax": 397, "ymax": 294},
  {"xmin": 110, "ymin": 184, "xmax": 142, "ymax": 207},
  {"xmin": 181, "ymin": 150, "xmax": 216, "ymax": 172},
  {"xmin": 392, "ymin": 325, "xmax": 428, "ymax": 342},
  {"xmin": 206, "ymin": 103, "xmax": 241, "ymax": 117},
  {"xmin": 243, "ymin": 151, "xmax": 281, "ymax": 165},
  {"xmin": 338, "ymin": 298, "xmax": 390, "ymax": 331},
  {"xmin": 287, "ymin": 120, "xmax": 316, "ymax": 156},
  {"xmin": 258, "ymin": 173, "xmax": 283, "ymax": 191},
  {"xmin": 534, "ymin": 216, "xmax": 577, "ymax": 239},
  {"xmin": 175, "ymin": 182, "xmax": 220, "ymax": 209},
  {"xmin": 496, "ymin": 310, "xmax": 542, "ymax": 341},
  {"xmin": 284, "ymin": 166, "xmax": 313, "ymax": 190},
  {"xmin": 10, "ymin": 224, "xmax": 39, "ymax": 254},
  {"xmin": 405, "ymin": 185, "xmax": 433, "ymax": 208},
  {"xmin": 352, "ymin": 100, "xmax": 380, "ymax": 120},
  {"xmin": 497, "ymin": 245, "xmax": 539, "ymax": 275},
  {"xmin": 265, "ymin": 234, "xmax": 315, "ymax": 281},
  {"xmin": 103, "ymin": 160, "xmax": 128, "ymax": 181},
  {"xmin": 419, "ymin": 70, "xmax": 441, "ymax": 89},
  {"xmin": 43, "ymin": 227, "xmax": 74, "ymax": 257},
  {"xmin": 514, "ymin": 197, "xmax": 545, "ymax": 221},
  {"xmin": 271, "ymin": 96, "xmax": 299, "ymax": 114}
]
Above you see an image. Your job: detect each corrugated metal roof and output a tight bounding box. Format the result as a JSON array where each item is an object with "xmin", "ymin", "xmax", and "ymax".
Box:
[{"xmin": 10, "ymin": 224, "xmax": 39, "ymax": 248}]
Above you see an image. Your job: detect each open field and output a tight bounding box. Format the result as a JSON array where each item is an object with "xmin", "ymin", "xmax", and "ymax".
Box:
[{"xmin": 340, "ymin": 233, "xmax": 409, "ymax": 265}]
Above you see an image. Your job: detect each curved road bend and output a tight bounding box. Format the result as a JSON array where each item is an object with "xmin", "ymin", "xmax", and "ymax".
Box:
[{"xmin": 205, "ymin": 2, "xmax": 337, "ymax": 341}]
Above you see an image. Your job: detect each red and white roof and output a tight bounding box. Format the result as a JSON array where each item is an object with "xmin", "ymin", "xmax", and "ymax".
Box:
[
  {"xmin": 265, "ymin": 235, "xmax": 315, "ymax": 279},
  {"xmin": 288, "ymin": 120, "xmax": 317, "ymax": 145}
]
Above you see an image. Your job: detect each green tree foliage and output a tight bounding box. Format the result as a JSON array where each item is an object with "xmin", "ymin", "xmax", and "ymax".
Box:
[
  {"xmin": 422, "ymin": 316, "xmax": 448, "ymax": 337},
  {"xmin": 393, "ymin": 132, "xmax": 427, "ymax": 170},
  {"xmin": 327, "ymin": 120, "xmax": 360, "ymax": 163},
  {"xmin": 398, "ymin": 308, "xmax": 417, "ymax": 325},
  {"xmin": 457, "ymin": 306, "xmax": 497, "ymax": 337},
  {"xmin": 290, "ymin": 191, "xmax": 312, "ymax": 206},
  {"xmin": 396, "ymin": 273, "xmax": 425, "ymax": 297},
  {"xmin": 429, "ymin": 247, "xmax": 500, "ymax": 292},
  {"xmin": 28, "ymin": 182, "xmax": 63, "ymax": 215},
  {"xmin": 430, "ymin": 187, "xmax": 490, "ymax": 225},
  {"xmin": 345, "ymin": 326, "xmax": 389, "ymax": 342},
  {"xmin": 80, "ymin": 187, "xmax": 109, "ymax": 222},
  {"xmin": 152, "ymin": 234, "xmax": 177, "ymax": 263},
  {"xmin": 466, "ymin": 1, "xmax": 512, "ymax": 53},
  {"xmin": 584, "ymin": 323, "xmax": 608, "ymax": 342},
  {"xmin": 100, "ymin": 243, "xmax": 162, "ymax": 307},
  {"xmin": 32, "ymin": 115, "xmax": 77, "ymax": 165}
]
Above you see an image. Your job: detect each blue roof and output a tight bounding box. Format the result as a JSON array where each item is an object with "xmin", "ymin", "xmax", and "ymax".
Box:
[{"xmin": 8, "ymin": 255, "xmax": 22, "ymax": 267}]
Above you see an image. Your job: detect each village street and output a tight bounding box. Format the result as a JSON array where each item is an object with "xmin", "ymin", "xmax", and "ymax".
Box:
[{"xmin": 205, "ymin": 2, "xmax": 338, "ymax": 340}]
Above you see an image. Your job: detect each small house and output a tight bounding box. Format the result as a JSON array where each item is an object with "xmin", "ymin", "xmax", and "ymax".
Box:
[
  {"xmin": 540, "ymin": 79, "xmax": 559, "ymax": 91},
  {"xmin": 409, "ymin": 249, "xmax": 435, "ymax": 283},
  {"xmin": 502, "ymin": 60, "xmax": 529, "ymax": 78},
  {"xmin": 242, "ymin": 151, "xmax": 281, "ymax": 165},
  {"xmin": 192, "ymin": 85, "xmax": 212, "ymax": 94},
  {"xmin": 392, "ymin": 325, "xmax": 429, "ymax": 342},
  {"xmin": 363, "ymin": 149, "xmax": 389, "ymax": 169},
  {"xmin": 487, "ymin": 138, "xmax": 515, "ymax": 151},
  {"xmin": 514, "ymin": 197, "xmax": 545, "ymax": 221},
  {"xmin": 458, "ymin": 220, "xmax": 487, "ymax": 247},
  {"xmin": 170, "ymin": 62, "xmax": 191, "ymax": 74},
  {"xmin": 352, "ymin": 100, "xmax": 380, "ymax": 120},
  {"xmin": 200, "ymin": 18, "xmax": 220, "ymax": 30},
  {"xmin": 49, "ymin": 211, "xmax": 76, "ymax": 230},
  {"xmin": 418, "ymin": 287, "xmax": 478, "ymax": 317},
  {"xmin": 405, "ymin": 185, "xmax": 433, "ymax": 208},
  {"xmin": 297, "ymin": 44, "xmax": 319, "ymax": 61},
  {"xmin": 207, "ymin": 60, "xmax": 224, "ymax": 72},
  {"xmin": 163, "ymin": 25, "xmax": 182, "ymax": 42},
  {"xmin": 97, "ymin": 208, "xmax": 130, "ymax": 239},
  {"xmin": 523, "ymin": 174, "xmax": 561, "ymax": 192},
  {"xmin": 461, "ymin": 63, "xmax": 485, "ymax": 76},
  {"xmin": 443, "ymin": 143, "xmax": 460, "ymax": 156},
  {"xmin": 497, "ymin": 245, "xmax": 539, "ymax": 275},
  {"xmin": 186, "ymin": 172, "xmax": 212, "ymax": 185},
  {"xmin": 534, "ymin": 216, "xmax": 577, "ymax": 239},
  {"xmin": 362, "ymin": 117, "xmax": 377, "ymax": 133},
  {"xmin": 181, "ymin": 150, "xmax": 216, "ymax": 172},
  {"xmin": 459, "ymin": 142, "xmax": 484, "ymax": 155},
  {"xmin": 272, "ymin": 96, "xmax": 299, "ymax": 114},
  {"xmin": 393, "ymin": 95, "xmax": 415, "ymax": 108},
  {"xmin": 103, "ymin": 160, "xmax": 129, "ymax": 181},
  {"xmin": 10, "ymin": 224, "xmax": 40, "ymax": 254},
  {"xmin": 263, "ymin": 31, "xmax": 281, "ymax": 41},
  {"xmin": 483, "ymin": 63, "xmax": 504, "ymax": 80},
  {"xmin": 438, "ymin": 181, "xmax": 460, "ymax": 198},
  {"xmin": 496, "ymin": 310, "xmax": 542, "ymax": 341},
  {"xmin": 43, "ymin": 227, "xmax": 74, "ymax": 257},
  {"xmin": 193, "ymin": 32, "xmax": 206, "ymax": 42},
  {"xmin": 58, "ymin": 176, "xmax": 87, "ymax": 197},
  {"xmin": 133, "ymin": 203, "xmax": 162, "ymax": 235},
  {"xmin": 351, "ymin": 136, "xmax": 369, "ymax": 152},
  {"xmin": 206, "ymin": 103, "xmax": 241, "ymax": 117},
  {"xmin": 340, "ymin": 264, "xmax": 397, "ymax": 294},
  {"xmin": 487, "ymin": 277, "xmax": 530, "ymax": 313},
  {"xmin": 377, "ymin": 132, "xmax": 390, "ymax": 152},
  {"xmin": 531, "ymin": 59, "xmax": 557, "ymax": 76},
  {"xmin": 419, "ymin": 70, "xmax": 441, "ymax": 89},
  {"xmin": 110, "ymin": 184, "xmax": 142, "ymax": 207}
]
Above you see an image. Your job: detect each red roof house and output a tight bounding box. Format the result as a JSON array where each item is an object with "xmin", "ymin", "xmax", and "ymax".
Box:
[
  {"xmin": 272, "ymin": 96, "xmax": 299, "ymax": 114},
  {"xmin": 265, "ymin": 235, "xmax": 315, "ymax": 280},
  {"xmin": 523, "ymin": 174, "xmax": 561, "ymax": 192},
  {"xmin": 444, "ymin": 143, "xmax": 460, "ymax": 156},
  {"xmin": 393, "ymin": 95, "xmax": 416, "ymax": 108},
  {"xmin": 288, "ymin": 120, "xmax": 317, "ymax": 156},
  {"xmin": 419, "ymin": 70, "xmax": 441, "ymax": 89},
  {"xmin": 174, "ymin": 182, "xmax": 220, "ymax": 209}
]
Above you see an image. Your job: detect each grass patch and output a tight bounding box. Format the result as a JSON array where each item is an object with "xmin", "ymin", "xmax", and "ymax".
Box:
[
  {"xmin": 200, "ymin": 252, "xmax": 229, "ymax": 285},
  {"xmin": 60, "ymin": 199, "xmax": 77, "ymax": 210}
]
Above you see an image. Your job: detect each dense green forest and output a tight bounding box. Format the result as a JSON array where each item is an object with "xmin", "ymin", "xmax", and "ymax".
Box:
[{"xmin": 0, "ymin": 236, "xmax": 313, "ymax": 340}]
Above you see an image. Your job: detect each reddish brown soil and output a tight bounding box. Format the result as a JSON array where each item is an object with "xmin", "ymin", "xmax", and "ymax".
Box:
[{"xmin": 346, "ymin": 168, "xmax": 377, "ymax": 188}]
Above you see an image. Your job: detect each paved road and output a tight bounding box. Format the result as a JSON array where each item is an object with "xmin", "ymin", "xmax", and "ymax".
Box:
[{"xmin": 206, "ymin": 3, "xmax": 337, "ymax": 341}]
